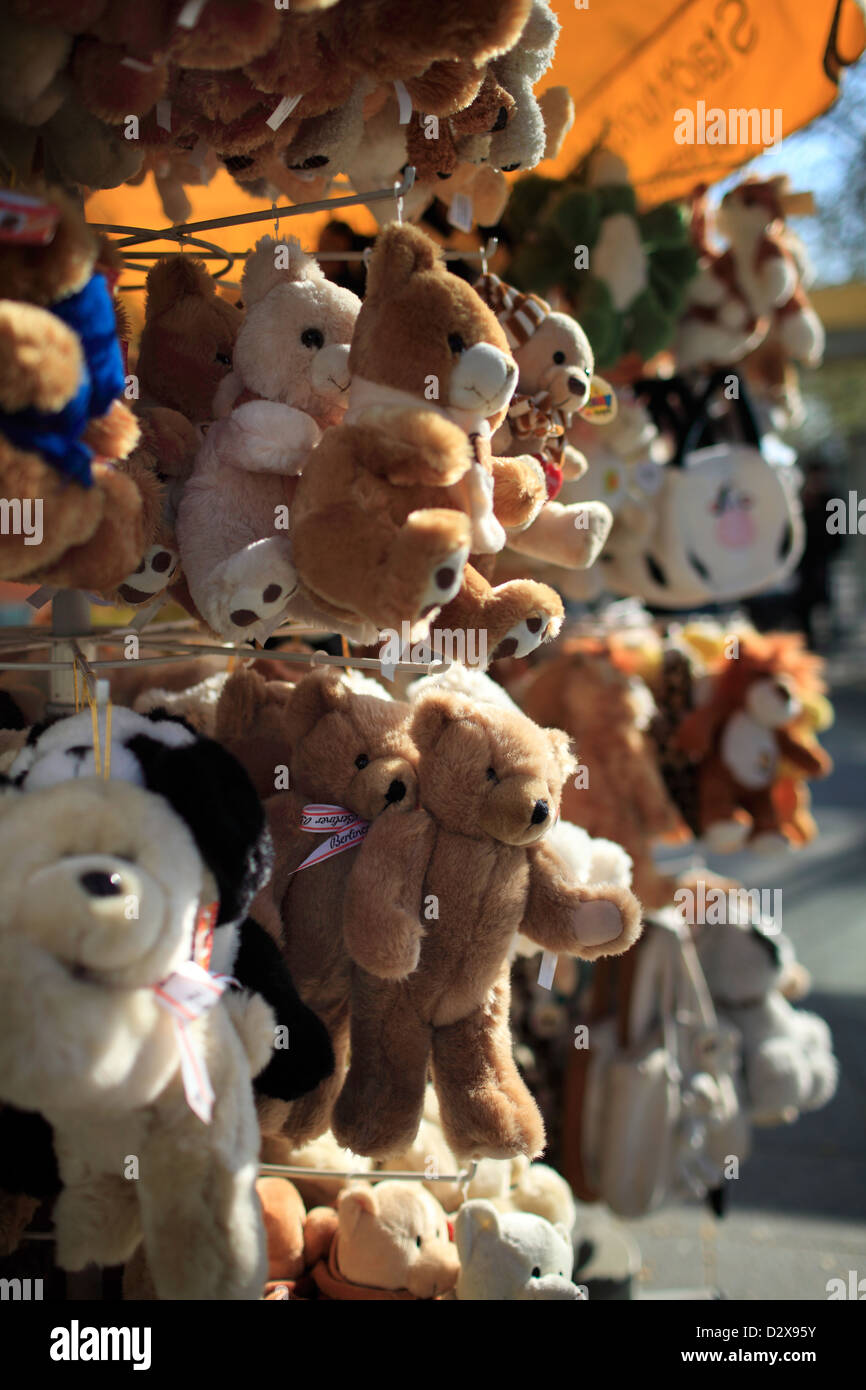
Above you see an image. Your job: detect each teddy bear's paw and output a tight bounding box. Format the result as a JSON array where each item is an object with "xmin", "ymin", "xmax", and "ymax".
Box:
[
  {"xmin": 748, "ymin": 831, "xmax": 792, "ymax": 856},
  {"xmin": 704, "ymin": 819, "xmax": 751, "ymax": 854},
  {"xmin": 117, "ymin": 544, "xmax": 179, "ymax": 605},
  {"xmin": 55, "ymin": 1185, "xmax": 142, "ymax": 1271},
  {"xmin": 491, "ymin": 607, "xmax": 562, "ymax": 662},
  {"xmin": 215, "ymin": 539, "xmax": 298, "ymax": 643},
  {"xmin": 574, "ymin": 899, "xmax": 626, "ymax": 949},
  {"xmin": 415, "ymin": 542, "xmax": 471, "ymax": 619}
]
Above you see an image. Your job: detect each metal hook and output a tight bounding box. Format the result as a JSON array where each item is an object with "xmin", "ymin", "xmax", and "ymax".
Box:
[
  {"xmin": 393, "ymin": 180, "xmax": 404, "ymax": 225},
  {"xmin": 272, "ymin": 201, "xmax": 280, "ymax": 242}
]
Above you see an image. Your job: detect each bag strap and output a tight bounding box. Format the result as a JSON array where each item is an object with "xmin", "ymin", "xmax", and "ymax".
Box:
[{"xmin": 677, "ymin": 366, "xmax": 763, "ymax": 463}]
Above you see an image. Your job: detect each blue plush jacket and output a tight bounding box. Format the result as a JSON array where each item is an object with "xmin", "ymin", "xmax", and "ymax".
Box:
[{"xmin": 0, "ymin": 272, "xmax": 125, "ymax": 487}]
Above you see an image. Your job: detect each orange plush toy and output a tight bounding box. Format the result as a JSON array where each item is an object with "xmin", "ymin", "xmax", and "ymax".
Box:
[{"xmin": 673, "ymin": 634, "xmax": 832, "ymax": 854}]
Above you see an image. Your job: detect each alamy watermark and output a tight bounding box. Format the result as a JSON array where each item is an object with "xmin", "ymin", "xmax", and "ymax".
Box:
[
  {"xmin": 674, "ymin": 880, "xmax": 782, "ymax": 931},
  {"xmin": 0, "ymin": 497, "xmax": 42, "ymax": 545},
  {"xmin": 379, "ymin": 623, "xmax": 487, "ymax": 679},
  {"xmin": 674, "ymin": 101, "xmax": 782, "ymax": 147}
]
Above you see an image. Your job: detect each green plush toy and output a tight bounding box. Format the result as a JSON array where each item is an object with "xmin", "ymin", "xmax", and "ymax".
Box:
[{"xmin": 503, "ymin": 151, "xmax": 698, "ymax": 371}]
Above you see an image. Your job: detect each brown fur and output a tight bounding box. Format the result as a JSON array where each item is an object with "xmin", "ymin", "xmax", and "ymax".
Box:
[
  {"xmin": 137, "ymin": 256, "xmax": 242, "ymax": 424},
  {"xmin": 332, "ymin": 690, "xmax": 643, "ymax": 1160}
]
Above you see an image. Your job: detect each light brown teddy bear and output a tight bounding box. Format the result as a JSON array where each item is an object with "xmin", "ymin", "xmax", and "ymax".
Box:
[
  {"xmin": 332, "ymin": 688, "xmax": 644, "ymax": 1161},
  {"xmin": 290, "ymin": 223, "xmax": 564, "ymax": 662},
  {"xmin": 216, "ymin": 665, "xmax": 419, "ymax": 1145}
]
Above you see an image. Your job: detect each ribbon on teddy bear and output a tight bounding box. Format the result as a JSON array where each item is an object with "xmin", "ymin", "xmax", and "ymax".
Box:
[
  {"xmin": 153, "ymin": 959, "xmax": 233, "ymax": 1124},
  {"xmin": 292, "ymin": 804, "xmax": 370, "ymax": 873}
]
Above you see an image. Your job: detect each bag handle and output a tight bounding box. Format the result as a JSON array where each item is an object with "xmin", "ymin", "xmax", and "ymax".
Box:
[
  {"xmin": 631, "ymin": 369, "xmax": 763, "ymax": 468},
  {"xmin": 677, "ymin": 366, "xmax": 763, "ymax": 464}
]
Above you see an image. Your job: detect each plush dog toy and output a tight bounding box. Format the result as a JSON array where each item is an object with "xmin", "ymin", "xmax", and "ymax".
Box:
[
  {"xmin": 217, "ymin": 665, "xmax": 418, "ymax": 1143},
  {"xmin": 0, "ymin": 185, "xmax": 143, "ymax": 589},
  {"xmin": 176, "ymin": 237, "xmax": 361, "ymax": 643},
  {"xmin": 454, "ymin": 1199, "xmax": 584, "ymax": 1300},
  {"xmin": 290, "ymin": 223, "xmax": 565, "ymax": 662},
  {"xmin": 332, "ymin": 688, "xmax": 643, "ymax": 1160},
  {"xmin": 475, "ymin": 272, "xmax": 615, "ymax": 573},
  {"xmin": 0, "ymin": 776, "xmax": 269, "ymax": 1299},
  {"xmin": 694, "ymin": 914, "xmax": 838, "ymax": 1127}
]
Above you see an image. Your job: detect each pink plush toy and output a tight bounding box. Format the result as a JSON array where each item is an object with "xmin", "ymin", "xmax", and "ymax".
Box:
[{"xmin": 176, "ymin": 237, "xmax": 360, "ymax": 644}]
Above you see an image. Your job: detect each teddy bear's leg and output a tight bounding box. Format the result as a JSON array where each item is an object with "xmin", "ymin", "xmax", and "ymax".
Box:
[
  {"xmin": 700, "ymin": 758, "xmax": 753, "ymax": 853},
  {"xmin": 54, "ymin": 1174, "xmax": 142, "ymax": 1272},
  {"xmin": 34, "ymin": 467, "xmax": 146, "ymax": 592},
  {"xmin": 194, "ymin": 536, "xmax": 298, "ymax": 645},
  {"xmin": 278, "ymin": 1006, "xmax": 350, "ymax": 1147},
  {"xmin": 431, "ymin": 978, "xmax": 546, "ymax": 1162},
  {"xmin": 331, "ymin": 976, "xmax": 432, "ymax": 1159},
  {"xmin": 506, "ymin": 500, "xmax": 613, "ymax": 572},
  {"xmin": 745, "ymin": 789, "xmax": 791, "ymax": 853},
  {"xmin": 116, "ymin": 542, "xmax": 180, "ymax": 606},
  {"xmin": 138, "ymin": 1117, "xmax": 266, "ymax": 1300},
  {"xmin": 294, "ymin": 503, "xmax": 470, "ymax": 629},
  {"xmin": 434, "ymin": 565, "xmax": 564, "ymax": 665}
]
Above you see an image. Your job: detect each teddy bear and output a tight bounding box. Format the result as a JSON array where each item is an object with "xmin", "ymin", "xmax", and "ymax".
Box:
[
  {"xmin": 290, "ymin": 223, "xmax": 565, "ymax": 663},
  {"xmin": 454, "ymin": 1200, "xmax": 584, "ymax": 1300},
  {"xmin": 694, "ymin": 913, "xmax": 838, "ymax": 1127},
  {"xmin": 474, "ymin": 272, "xmax": 616, "ymax": 574},
  {"xmin": 310, "ymin": 1179, "xmax": 459, "ymax": 1300},
  {"xmin": 0, "ymin": 776, "xmax": 270, "ymax": 1299},
  {"xmin": 520, "ymin": 640, "xmax": 687, "ymax": 909},
  {"xmin": 256, "ymin": 1176, "xmax": 338, "ymax": 1299},
  {"xmin": 0, "ymin": 185, "xmax": 144, "ymax": 590},
  {"xmin": 331, "ymin": 686, "xmax": 643, "ymax": 1161},
  {"xmin": 216, "ymin": 664, "xmax": 419, "ymax": 1144},
  {"xmin": 673, "ymin": 634, "xmax": 832, "ymax": 853},
  {"xmin": 175, "ymin": 237, "xmax": 361, "ymax": 644}
]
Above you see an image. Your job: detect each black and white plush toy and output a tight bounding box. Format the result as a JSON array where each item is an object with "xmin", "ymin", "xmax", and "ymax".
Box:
[{"xmin": 8, "ymin": 706, "xmax": 334, "ymax": 1111}]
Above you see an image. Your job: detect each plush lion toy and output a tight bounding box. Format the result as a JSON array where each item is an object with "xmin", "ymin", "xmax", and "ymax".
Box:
[{"xmin": 673, "ymin": 633, "xmax": 832, "ymax": 854}]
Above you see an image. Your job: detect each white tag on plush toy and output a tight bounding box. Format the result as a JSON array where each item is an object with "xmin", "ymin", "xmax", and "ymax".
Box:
[
  {"xmin": 154, "ymin": 961, "xmax": 232, "ymax": 1124},
  {"xmin": 177, "ymin": 0, "xmax": 208, "ymax": 27},
  {"xmin": 267, "ymin": 94, "xmax": 303, "ymax": 131},
  {"xmin": 449, "ymin": 194, "xmax": 474, "ymax": 234},
  {"xmin": 537, "ymin": 951, "xmax": 558, "ymax": 990},
  {"xmin": 394, "ymin": 81, "xmax": 412, "ymax": 125}
]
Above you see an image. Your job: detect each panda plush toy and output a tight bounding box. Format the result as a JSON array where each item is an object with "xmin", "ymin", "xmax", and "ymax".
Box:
[{"xmin": 0, "ymin": 706, "xmax": 334, "ymax": 1199}]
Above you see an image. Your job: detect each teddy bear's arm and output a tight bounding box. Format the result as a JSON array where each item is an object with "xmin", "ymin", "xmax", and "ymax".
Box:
[
  {"xmin": 521, "ymin": 841, "xmax": 643, "ymax": 963},
  {"xmin": 212, "ymin": 400, "xmax": 322, "ymax": 474},
  {"xmin": 342, "ymin": 809, "xmax": 435, "ymax": 979},
  {"xmin": 491, "ymin": 454, "xmax": 547, "ymax": 530},
  {"xmin": 775, "ymin": 729, "xmax": 831, "ymax": 778}
]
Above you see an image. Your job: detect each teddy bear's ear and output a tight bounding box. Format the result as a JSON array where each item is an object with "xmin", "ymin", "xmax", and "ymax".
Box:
[
  {"xmin": 286, "ymin": 667, "xmax": 350, "ymax": 737},
  {"xmin": 454, "ymin": 1199, "xmax": 500, "ymax": 1263},
  {"xmin": 411, "ymin": 690, "xmax": 465, "ymax": 755},
  {"xmin": 365, "ymin": 224, "xmax": 443, "ymax": 299},
  {"xmin": 241, "ymin": 235, "xmax": 324, "ymax": 307},
  {"xmin": 338, "ymin": 1183, "xmax": 378, "ymax": 1239},
  {"xmin": 215, "ymin": 668, "xmax": 291, "ymax": 743},
  {"xmin": 546, "ymin": 726, "xmax": 577, "ymax": 783},
  {"xmin": 144, "ymin": 256, "xmax": 216, "ymax": 320}
]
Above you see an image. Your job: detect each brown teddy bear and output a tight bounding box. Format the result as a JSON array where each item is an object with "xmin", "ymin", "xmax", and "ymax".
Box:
[
  {"xmin": 332, "ymin": 688, "xmax": 644, "ymax": 1161},
  {"xmin": 520, "ymin": 641, "xmax": 687, "ymax": 910},
  {"xmin": 0, "ymin": 185, "xmax": 143, "ymax": 589},
  {"xmin": 216, "ymin": 665, "xmax": 419, "ymax": 1144},
  {"xmin": 290, "ymin": 223, "xmax": 564, "ymax": 662}
]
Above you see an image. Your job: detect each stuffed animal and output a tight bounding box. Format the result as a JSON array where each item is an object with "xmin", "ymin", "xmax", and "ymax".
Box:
[
  {"xmin": 256, "ymin": 1176, "xmax": 337, "ymax": 1298},
  {"xmin": 9, "ymin": 706, "xmax": 335, "ymax": 1111},
  {"xmin": 475, "ymin": 272, "xmax": 615, "ymax": 573},
  {"xmin": 217, "ymin": 665, "xmax": 419, "ymax": 1143},
  {"xmin": 176, "ymin": 238, "xmax": 361, "ymax": 643},
  {"xmin": 694, "ymin": 914, "xmax": 838, "ymax": 1126},
  {"xmin": 290, "ymin": 223, "xmax": 564, "ymax": 662},
  {"xmin": 310, "ymin": 1179, "xmax": 459, "ymax": 1300},
  {"xmin": 0, "ymin": 186, "xmax": 143, "ymax": 589},
  {"xmin": 486, "ymin": 0, "xmax": 558, "ymax": 172},
  {"xmin": 673, "ymin": 634, "xmax": 832, "ymax": 853},
  {"xmin": 0, "ymin": 776, "xmax": 270, "ymax": 1299},
  {"xmin": 454, "ymin": 1199, "xmax": 584, "ymax": 1300},
  {"xmin": 332, "ymin": 687, "xmax": 643, "ymax": 1160},
  {"xmin": 520, "ymin": 641, "xmax": 686, "ymax": 909},
  {"xmin": 260, "ymin": 1128, "xmax": 373, "ymax": 1211}
]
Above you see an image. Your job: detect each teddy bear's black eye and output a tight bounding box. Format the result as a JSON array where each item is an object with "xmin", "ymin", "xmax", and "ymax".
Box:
[
  {"xmin": 531, "ymin": 1266, "xmax": 541, "ymax": 1278},
  {"xmin": 215, "ymin": 352, "xmax": 231, "ymax": 366},
  {"xmin": 486, "ymin": 767, "xmax": 498, "ymax": 782},
  {"xmin": 553, "ymin": 351, "xmax": 566, "ymax": 365},
  {"xmin": 448, "ymin": 333, "xmax": 466, "ymax": 355},
  {"xmin": 301, "ymin": 328, "xmax": 324, "ymax": 350},
  {"xmin": 416, "ymin": 1235, "xmax": 422, "ymax": 1248},
  {"xmin": 355, "ymin": 754, "xmax": 369, "ymax": 770}
]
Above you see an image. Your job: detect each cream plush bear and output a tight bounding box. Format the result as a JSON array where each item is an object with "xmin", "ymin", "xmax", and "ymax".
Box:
[
  {"xmin": 312, "ymin": 1180, "xmax": 459, "ymax": 1300},
  {"xmin": 454, "ymin": 1200, "xmax": 585, "ymax": 1300},
  {"xmin": 475, "ymin": 272, "xmax": 616, "ymax": 573},
  {"xmin": 0, "ymin": 779, "xmax": 271, "ymax": 1300},
  {"xmin": 177, "ymin": 236, "xmax": 361, "ymax": 644}
]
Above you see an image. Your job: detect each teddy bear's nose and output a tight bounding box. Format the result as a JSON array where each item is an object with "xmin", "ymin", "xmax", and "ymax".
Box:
[
  {"xmin": 568, "ymin": 376, "xmax": 589, "ymax": 398},
  {"xmin": 386, "ymin": 779, "xmax": 407, "ymax": 804},
  {"xmin": 531, "ymin": 800, "xmax": 549, "ymax": 826},
  {"xmin": 79, "ymin": 870, "xmax": 124, "ymax": 898}
]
